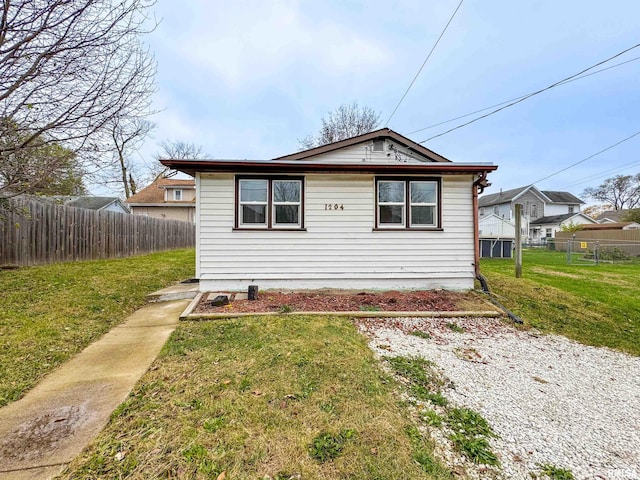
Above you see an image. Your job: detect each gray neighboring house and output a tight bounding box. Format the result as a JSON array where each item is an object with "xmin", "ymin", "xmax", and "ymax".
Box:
[
  {"xmin": 478, "ymin": 185, "xmax": 594, "ymax": 242},
  {"xmin": 595, "ymin": 210, "xmax": 630, "ymax": 224},
  {"xmin": 34, "ymin": 195, "xmax": 130, "ymax": 214},
  {"xmin": 65, "ymin": 196, "xmax": 130, "ymax": 214}
]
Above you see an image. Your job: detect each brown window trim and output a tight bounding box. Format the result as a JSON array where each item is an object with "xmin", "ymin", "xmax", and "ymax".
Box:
[
  {"xmin": 235, "ymin": 175, "xmax": 305, "ymax": 230},
  {"xmin": 374, "ymin": 176, "xmax": 442, "ymax": 230}
]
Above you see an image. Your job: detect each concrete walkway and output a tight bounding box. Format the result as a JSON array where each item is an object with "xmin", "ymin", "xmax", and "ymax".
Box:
[{"xmin": 0, "ymin": 299, "xmax": 190, "ymax": 480}]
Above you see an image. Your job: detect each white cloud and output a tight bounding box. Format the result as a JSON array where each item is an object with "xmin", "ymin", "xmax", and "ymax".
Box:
[{"xmin": 159, "ymin": 0, "xmax": 391, "ymax": 87}]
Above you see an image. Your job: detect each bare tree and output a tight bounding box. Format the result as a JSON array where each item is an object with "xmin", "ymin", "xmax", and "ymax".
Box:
[
  {"xmin": 298, "ymin": 102, "xmax": 380, "ymax": 149},
  {"xmin": 97, "ymin": 115, "xmax": 155, "ymax": 198},
  {"xmin": 582, "ymin": 174, "xmax": 640, "ymax": 210},
  {"xmin": 0, "ymin": 0, "xmax": 157, "ymax": 195},
  {"xmin": 150, "ymin": 140, "xmax": 207, "ymax": 181}
]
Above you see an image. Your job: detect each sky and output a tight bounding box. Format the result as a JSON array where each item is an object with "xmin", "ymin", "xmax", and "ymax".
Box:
[{"xmin": 125, "ymin": 0, "xmax": 640, "ymax": 201}]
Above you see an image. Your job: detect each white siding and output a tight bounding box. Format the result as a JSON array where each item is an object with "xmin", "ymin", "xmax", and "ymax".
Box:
[
  {"xmin": 479, "ymin": 215, "xmax": 515, "ymax": 239},
  {"xmin": 197, "ymin": 173, "xmax": 476, "ymax": 291},
  {"xmin": 545, "ymin": 204, "xmax": 574, "ymax": 215},
  {"xmin": 303, "ymin": 142, "xmax": 434, "ymax": 164}
]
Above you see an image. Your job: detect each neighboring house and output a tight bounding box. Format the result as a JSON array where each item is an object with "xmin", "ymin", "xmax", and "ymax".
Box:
[
  {"xmin": 34, "ymin": 195, "xmax": 130, "ymax": 214},
  {"xmin": 478, "ymin": 185, "xmax": 589, "ymax": 242},
  {"xmin": 479, "ymin": 214, "xmax": 516, "ymax": 239},
  {"xmin": 529, "ymin": 212, "xmax": 596, "ymax": 242},
  {"xmin": 161, "ymin": 128, "xmax": 497, "ymax": 292},
  {"xmin": 127, "ymin": 177, "xmax": 196, "ymax": 223},
  {"xmin": 595, "ymin": 210, "xmax": 630, "ymax": 224},
  {"xmin": 65, "ymin": 196, "xmax": 130, "ymax": 214},
  {"xmin": 478, "ymin": 214, "xmax": 516, "ymax": 258},
  {"xmin": 580, "ymin": 222, "xmax": 640, "ymax": 231}
]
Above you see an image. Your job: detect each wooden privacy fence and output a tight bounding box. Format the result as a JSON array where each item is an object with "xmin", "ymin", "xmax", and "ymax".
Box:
[
  {"xmin": 1, "ymin": 198, "xmax": 195, "ymax": 266},
  {"xmin": 555, "ymin": 230, "xmax": 640, "ymax": 257}
]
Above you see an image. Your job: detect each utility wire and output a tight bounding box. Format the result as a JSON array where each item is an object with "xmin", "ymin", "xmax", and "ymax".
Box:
[
  {"xmin": 418, "ymin": 42, "xmax": 640, "ymax": 144},
  {"xmin": 561, "ymin": 159, "xmax": 640, "ymax": 190},
  {"xmin": 532, "ymin": 129, "xmax": 640, "ymax": 185},
  {"xmin": 384, "ymin": 0, "xmax": 464, "ymax": 127},
  {"xmin": 407, "ymin": 55, "xmax": 640, "ymax": 135}
]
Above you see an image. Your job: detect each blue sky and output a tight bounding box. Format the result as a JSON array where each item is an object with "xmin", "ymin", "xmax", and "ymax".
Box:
[{"xmin": 132, "ymin": 0, "xmax": 640, "ymax": 200}]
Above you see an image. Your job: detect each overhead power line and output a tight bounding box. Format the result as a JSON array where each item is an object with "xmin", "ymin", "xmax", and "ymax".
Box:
[
  {"xmin": 407, "ymin": 55, "xmax": 640, "ymax": 135},
  {"xmin": 532, "ymin": 129, "xmax": 640, "ymax": 185},
  {"xmin": 561, "ymin": 158, "xmax": 640, "ymax": 190},
  {"xmin": 418, "ymin": 42, "xmax": 640, "ymax": 144},
  {"xmin": 384, "ymin": 0, "xmax": 464, "ymax": 127}
]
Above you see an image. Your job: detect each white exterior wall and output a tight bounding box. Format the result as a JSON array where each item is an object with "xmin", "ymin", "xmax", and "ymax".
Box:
[
  {"xmin": 197, "ymin": 173, "xmax": 476, "ymax": 291},
  {"xmin": 479, "ymin": 215, "xmax": 515, "ymax": 239},
  {"xmin": 302, "ymin": 141, "xmax": 432, "ymax": 164},
  {"xmin": 103, "ymin": 203, "xmax": 129, "ymax": 214},
  {"xmin": 544, "ymin": 204, "xmax": 578, "ymax": 215}
]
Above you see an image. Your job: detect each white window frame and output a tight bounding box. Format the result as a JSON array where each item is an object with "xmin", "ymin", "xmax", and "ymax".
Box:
[
  {"xmin": 272, "ymin": 179, "xmax": 302, "ymax": 228},
  {"xmin": 409, "ymin": 180, "xmax": 438, "ymax": 228},
  {"xmin": 173, "ymin": 189, "xmax": 183, "ymax": 201},
  {"xmin": 235, "ymin": 177, "xmax": 305, "ymax": 230},
  {"xmin": 375, "ymin": 177, "xmax": 441, "ymax": 230},
  {"xmin": 238, "ymin": 179, "xmax": 268, "ymax": 228},
  {"xmin": 377, "ymin": 180, "xmax": 406, "ymax": 228}
]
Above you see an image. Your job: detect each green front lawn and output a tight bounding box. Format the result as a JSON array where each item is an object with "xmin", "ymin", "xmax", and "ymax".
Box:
[
  {"xmin": 0, "ymin": 249, "xmax": 195, "ymax": 407},
  {"xmin": 480, "ymin": 249, "xmax": 640, "ymax": 355},
  {"xmin": 60, "ymin": 316, "xmax": 453, "ymax": 479}
]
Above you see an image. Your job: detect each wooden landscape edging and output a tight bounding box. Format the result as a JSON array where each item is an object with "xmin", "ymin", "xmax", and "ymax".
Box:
[{"xmin": 180, "ymin": 306, "xmax": 503, "ymax": 321}]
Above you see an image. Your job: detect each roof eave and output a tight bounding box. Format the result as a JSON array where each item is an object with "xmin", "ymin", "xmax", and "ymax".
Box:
[
  {"xmin": 272, "ymin": 128, "xmax": 452, "ymax": 162},
  {"xmin": 160, "ymin": 159, "xmax": 497, "ymax": 177}
]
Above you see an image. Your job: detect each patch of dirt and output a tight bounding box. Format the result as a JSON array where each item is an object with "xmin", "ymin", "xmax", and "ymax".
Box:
[
  {"xmin": 194, "ymin": 290, "xmax": 488, "ymax": 314},
  {"xmin": 530, "ymin": 267, "xmax": 582, "ymax": 279},
  {"xmin": 0, "ymin": 405, "xmax": 88, "ymax": 462}
]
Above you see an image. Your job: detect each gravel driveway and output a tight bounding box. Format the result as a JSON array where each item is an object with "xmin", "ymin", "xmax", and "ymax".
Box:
[{"xmin": 356, "ymin": 317, "xmax": 640, "ymax": 480}]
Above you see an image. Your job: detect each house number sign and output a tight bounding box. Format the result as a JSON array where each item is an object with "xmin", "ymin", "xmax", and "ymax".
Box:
[{"xmin": 324, "ymin": 203, "xmax": 344, "ymax": 211}]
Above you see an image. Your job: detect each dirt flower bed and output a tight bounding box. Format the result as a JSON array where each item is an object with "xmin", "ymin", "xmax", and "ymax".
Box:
[{"xmin": 194, "ymin": 289, "xmax": 478, "ymax": 314}]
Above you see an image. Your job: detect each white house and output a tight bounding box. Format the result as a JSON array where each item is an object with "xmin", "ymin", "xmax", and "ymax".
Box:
[
  {"xmin": 478, "ymin": 185, "xmax": 592, "ymax": 242},
  {"xmin": 529, "ymin": 212, "xmax": 596, "ymax": 241},
  {"xmin": 127, "ymin": 177, "xmax": 196, "ymax": 223},
  {"xmin": 478, "ymin": 214, "xmax": 516, "ymax": 239},
  {"xmin": 162, "ymin": 129, "xmax": 497, "ymax": 292}
]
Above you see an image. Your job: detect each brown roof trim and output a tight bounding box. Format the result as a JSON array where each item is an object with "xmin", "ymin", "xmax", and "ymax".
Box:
[
  {"xmin": 273, "ymin": 128, "xmax": 451, "ymax": 162},
  {"xmin": 160, "ymin": 159, "xmax": 497, "ymax": 177}
]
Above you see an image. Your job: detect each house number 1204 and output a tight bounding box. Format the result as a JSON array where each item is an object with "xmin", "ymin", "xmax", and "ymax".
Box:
[{"xmin": 325, "ymin": 204, "xmax": 344, "ymax": 210}]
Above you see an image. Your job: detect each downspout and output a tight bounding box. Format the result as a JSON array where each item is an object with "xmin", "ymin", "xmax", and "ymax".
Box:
[
  {"xmin": 472, "ymin": 172, "xmax": 523, "ymax": 324},
  {"xmin": 472, "ymin": 172, "xmax": 488, "ymax": 279}
]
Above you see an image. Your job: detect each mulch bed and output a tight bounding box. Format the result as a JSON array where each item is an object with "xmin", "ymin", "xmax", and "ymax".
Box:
[{"xmin": 194, "ymin": 290, "xmax": 467, "ymax": 314}]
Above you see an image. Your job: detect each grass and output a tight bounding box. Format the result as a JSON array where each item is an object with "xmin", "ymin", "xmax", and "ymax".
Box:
[
  {"xmin": 480, "ymin": 249, "xmax": 640, "ymax": 355},
  {"xmin": 537, "ymin": 463, "xmax": 575, "ymax": 479},
  {"xmin": 446, "ymin": 408, "xmax": 499, "ymax": 466},
  {"xmin": 385, "ymin": 356, "xmax": 448, "ymax": 406},
  {"xmin": 0, "ymin": 249, "xmax": 195, "ymax": 407},
  {"xmin": 386, "ymin": 356, "xmax": 499, "ymax": 467},
  {"xmin": 60, "ymin": 316, "xmax": 454, "ymax": 479}
]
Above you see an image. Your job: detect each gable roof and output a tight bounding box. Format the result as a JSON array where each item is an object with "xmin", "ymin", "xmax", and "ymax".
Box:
[
  {"xmin": 595, "ymin": 209, "xmax": 629, "ymax": 223},
  {"xmin": 580, "ymin": 222, "xmax": 640, "ymax": 230},
  {"xmin": 479, "ymin": 185, "xmax": 583, "ymax": 207},
  {"xmin": 66, "ymin": 196, "xmax": 126, "ymax": 211},
  {"xmin": 478, "ymin": 185, "xmax": 536, "ymax": 207},
  {"xmin": 127, "ymin": 177, "xmax": 195, "ymax": 204},
  {"xmin": 542, "ymin": 191, "xmax": 584, "ymax": 204},
  {"xmin": 478, "ymin": 213, "xmax": 515, "ymax": 226},
  {"xmin": 273, "ymin": 128, "xmax": 451, "ymax": 162},
  {"xmin": 530, "ymin": 212, "xmax": 592, "ymax": 225}
]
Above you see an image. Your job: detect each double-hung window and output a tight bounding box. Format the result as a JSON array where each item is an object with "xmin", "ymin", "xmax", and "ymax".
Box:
[
  {"xmin": 376, "ymin": 178, "xmax": 440, "ymax": 229},
  {"xmin": 237, "ymin": 177, "xmax": 303, "ymax": 229}
]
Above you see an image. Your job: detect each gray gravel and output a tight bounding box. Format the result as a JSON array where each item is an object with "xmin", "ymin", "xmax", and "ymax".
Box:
[{"xmin": 357, "ymin": 317, "xmax": 640, "ymax": 480}]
